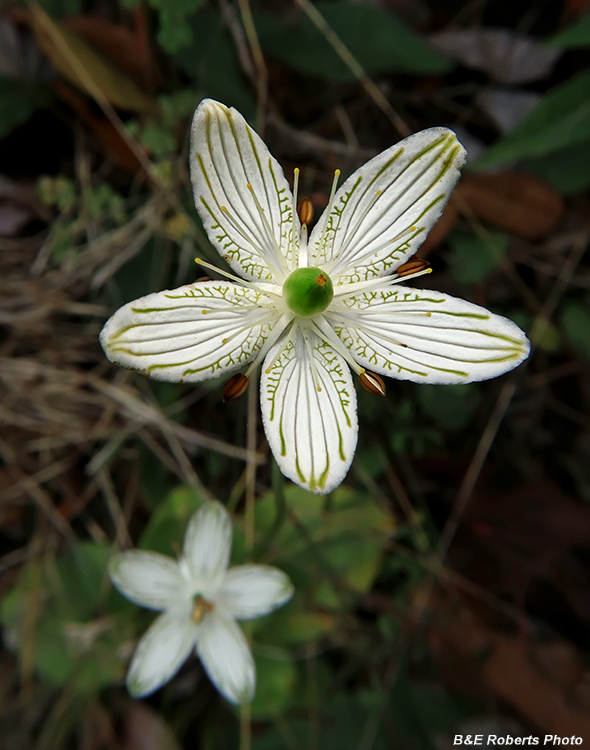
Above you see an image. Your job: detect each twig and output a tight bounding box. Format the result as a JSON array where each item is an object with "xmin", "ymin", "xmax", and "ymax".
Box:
[
  {"xmin": 294, "ymin": 0, "xmax": 411, "ymax": 138},
  {"xmin": 238, "ymin": 0, "xmax": 268, "ymax": 134}
]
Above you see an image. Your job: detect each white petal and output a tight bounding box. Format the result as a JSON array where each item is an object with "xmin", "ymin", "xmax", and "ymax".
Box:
[
  {"xmin": 190, "ymin": 99, "xmax": 297, "ymax": 283},
  {"xmin": 217, "ymin": 565, "xmax": 294, "ymax": 620},
  {"xmin": 182, "ymin": 502, "xmax": 233, "ymax": 585},
  {"xmin": 328, "ymin": 285, "xmax": 530, "ymax": 384},
  {"xmin": 100, "ymin": 281, "xmax": 279, "ymax": 383},
  {"xmin": 260, "ymin": 327, "xmax": 358, "ymax": 494},
  {"xmin": 309, "ymin": 128, "xmax": 466, "ymax": 285},
  {"xmin": 109, "ymin": 551, "xmax": 185, "ymax": 611},
  {"xmin": 197, "ymin": 613, "xmax": 255, "ymax": 704},
  {"xmin": 126, "ymin": 607, "xmax": 196, "ymax": 698}
]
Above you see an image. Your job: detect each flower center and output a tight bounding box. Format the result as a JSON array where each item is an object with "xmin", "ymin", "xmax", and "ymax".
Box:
[
  {"xmin": 282, "ymin": 267, "xmax": 334, "ymax": 317},
  {"xmin": 191, "ymin": 594, "xmax": 214, "ymax": 624}
]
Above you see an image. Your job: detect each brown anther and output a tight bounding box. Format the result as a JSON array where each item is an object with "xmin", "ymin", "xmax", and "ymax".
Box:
[
  {"xmin": 359, "ymin": 370, "xmax": 386, "ymax": 397},
  {"xmin": 316, "ymin": 273, "xmax": 327, "ymax": 287},
  {"xmin": 196, "ymin": 276, "xmax": 212, "ymax": 282},
  {"xmin": 297, "ymin": 197, "xmax": 314, "ymax": 225},
  {"xmin": 191, "ymin": 594, "xmax": 214, "ymax": 624},
  {"xmin": 222, "ymin": 373, "xmax": 249, "ymax": 402},
  {"xmin": 396, "ymin": 258, "xmax": 430, "ymax": 277}
]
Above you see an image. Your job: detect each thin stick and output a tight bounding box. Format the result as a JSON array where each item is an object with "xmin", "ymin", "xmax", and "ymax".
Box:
[
  {"xmin": 240, "ymin": 369, "xmax": 258, "ymax": 750},
  {"xmin": 294, "ymin": 0, "xmax": 410, "ymax": 138},
  {"xmin": 238, "ymin": 0, "xmax": 268, "ymax": 135},
  {"xmin": 437, "ymin": 219, "xmax": 590, "ymax": 561}
]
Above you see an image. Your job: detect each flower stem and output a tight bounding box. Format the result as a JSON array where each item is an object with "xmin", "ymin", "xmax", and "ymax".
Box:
[
  {"xmin": 240, "ymin": 698, "xmax": 251, "ymax": 750},
  {"xmin": 240, "ymin": 369, "xmax": 258, "ymax": 750}
]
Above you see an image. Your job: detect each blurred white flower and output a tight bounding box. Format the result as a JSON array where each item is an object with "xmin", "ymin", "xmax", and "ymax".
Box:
[
  {"xmin": 101, "ymin": 99, "xmax": 530, "ymax": 494},
  {"xmin": 110, "ymin": 501, "xmax": 293, "ymax": 703}
]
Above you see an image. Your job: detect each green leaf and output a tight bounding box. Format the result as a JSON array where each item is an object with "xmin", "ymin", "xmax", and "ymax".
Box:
[
  {"xmin": 389, "ymin": 660, "xmax": 473, "ymax": 749},
  {"xmin": 416, "ymin": 383, "xmax": 481, "ymax": 431},
  {"xmin": 447, "ymin": 229, "xmax": 509, "ymax": 285},
  {"xmin": 55, "ymin": 542, "xmax": 112, "ymax": 620},
  {"xmin": 545, "ymin": 13, "xmax": 590, "ymax": 48},
  {"xmin": 0, "ymin": 547, "xmax": 133, "ymax": 692},
  {"xmin": 250, "ymin": 651, "xmax": 297, "ymax": 719},
  {"xmin": 37, "ymin": 0, "xmax": 82, "ymax": 17},
  {"xmin": 510, "ymin": 310, "xmax": 561, "ymax": 353},
  {"xmin": 474, "ymin": 71, "xmax": 590, "ymax": 168},
  {"xmin": 253, "ymin": 2, "xmax": 451, "ymax": 82},
  {"xmin": 157, "ymin": 2, "xmax": 196, "ymax": 54},
  {"xmin": 523, "ymin": 140, "xmax": 590, "ymax": 195},
  {"xmin": 175, "ymin": 9, "xmax": 255, "ymax": 121},
  {"xmin": 256, "ymin": 604, "xmax": 336, "ymax": 646},
  {"xmin": 0, "ymin": 78, "xmax": 49, "ymax": 140},
  {"xmin": 139, "ymin": 484, "xmax": 205, "ymax": 555},
  {"xmin": 560, "ymin": 296, "xmax": 590, "ymax": 358}
]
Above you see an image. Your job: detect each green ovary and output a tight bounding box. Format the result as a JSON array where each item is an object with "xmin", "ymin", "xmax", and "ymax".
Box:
[{"xmin": 282, "ymin": 267, "xmax": 334, "ymax": 317}]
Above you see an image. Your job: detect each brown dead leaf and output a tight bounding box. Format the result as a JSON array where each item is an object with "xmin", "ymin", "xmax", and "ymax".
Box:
[
  {"xmin": 427, "ymin": 590, "xmax": 590, "ymax": 736},
  {"xmin": 124, "ymin": 702, "xmax": 182, "ymax": 750},
  {"xmin": 53, "ymin": 81, "xmax": 146, "ymax": 176},
  {"xmin": 449, "ymin": 480, "xmax": 590, "ymax": 630},
  {"xmin": 66, "ymin": 12, "xmax": 162, "ymax": 92},
  {"xmin": 0, "ymin": 175, "xmax": 50, "ymax": 236},
  {"xmin": 28, "ymin": 4, "xmax": 152, "ymax": 113},
  {"xmin": 419, "ymin": 200, "xmax": 460, "ymax": 256},
  {"xmin": 455, "ymin": 172, "xmax": 564, "ymax": 239}
]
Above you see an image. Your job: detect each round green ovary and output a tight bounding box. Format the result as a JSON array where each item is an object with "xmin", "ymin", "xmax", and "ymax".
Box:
[{"xmin": 282, "ymin": 267, "xmax": 334, "ymax": 317}]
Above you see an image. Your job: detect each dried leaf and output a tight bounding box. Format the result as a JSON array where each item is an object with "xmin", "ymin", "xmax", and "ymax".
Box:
[
  {"xmin": 429, "ymin": 28, "xmax": 561, "ymax": 84},
  {"xmin": 124, "ymin": 702, "xmax": 181, "ymax": 750},
  {"xmin": 455, "ymin": 172, "xmax": 564, "ymax": 239},
  {"xmin": 427, "ymin": 591, "xmax": 590, "ymax": 736},
  {"xmin": 52, "ymin": 81, "xmax": 145, "ymax": 176},
  {"xmin": 450, "ymin": 480, "xmax": 590, "ymax": 625},
  {"xmin": 474, "ymin": 71, "xmax": 590, "ymax": 167},
  {"xmin": 28, "ymin": 5, "xmax": 152, "ymax": 112},
  {"xmin": 419, "ymin": 201, "xmax": 459, "ymax": 256},
  {"xmin": 66, "ymin": 15, "xmax": 162, "ymax": 91},
  {"xmin": 476, "ymin": 88, "xmax": 541, "ymax": 134}
]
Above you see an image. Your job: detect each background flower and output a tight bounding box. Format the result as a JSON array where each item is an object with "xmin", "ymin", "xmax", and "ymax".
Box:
[{"xmin": 110, "ymin": 501, "xmax": 293, "ymax": 703}]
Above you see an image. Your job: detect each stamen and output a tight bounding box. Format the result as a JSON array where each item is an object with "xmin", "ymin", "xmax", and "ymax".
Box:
[
  {"xmin": 299, "ymin": 223, "xmax": 309, "ymax": 268},
  {"xmin": 219, "ymin": 205, "xmax": 270, "ymax": 257},
  {"xmin": 292, "ymin": 168, "xmax": 300, "ymax": 209},
  {"xmin": 359, "ymin": 370, "xmax": 386, "ymax": 397},
  {"xmin": 326, "ymin": 189, "xmax": 383, "ymax": 271},
  {"xmin": 220, "ymin": 311, "xmax": 280, "ymax": 346},
  {"xmin": 332, "ymin": 265, "xmax": 432, "ymax": 299},
  {"xmin": 328, "ymin": 169, "xmax": 341, "ymax": 206},
  {"xmin": 394, "ymin": 258, "xmax": 430, "ymax": 277},
  {"xmin": 297, "ymin": 197, "xmax": 314, "ymax": 225},
  {"xmin": 391, "ymin": 267, "xmax": 432, "ymax": 284},
  {"xmin": 315, "ymin": 169, "xmax": 341, "ymax": 266},
  {"xmin": 191, "ymin": 594, "xmax": 214, "ymax": 624},
  {"xmin": 330, "ymin": 224, "xmax": 420, "ymax": 276},
  {"xmin": 246, "ymin": 183, "xmax": 288, "ymax": 278},
  {"xmin": 245, "ymin": 312, "xmax": 295, "ymax": 377},
  {"xmin": 193, "ymin": 257, "xmax": 282, "ymax": 297},
  {"xmin": 223, "ymin": 373, "xmax": 249, "ymax": 402},
  {"xmin": 309, "ymin": 315, "xmax": 364, "ymax": 376},
  {"xmin": 290, "ymin": 168, "xmax": 300, "ymax": 272}
]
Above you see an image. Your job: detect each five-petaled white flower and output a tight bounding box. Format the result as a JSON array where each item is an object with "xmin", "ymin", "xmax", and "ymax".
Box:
[
  {"xmin": 100, "ymin": 99, "xmax": 530, "ymax": 494},
  {"xmin": 109, "ymin": 501, "xmax": 293, "ymax": 703}
]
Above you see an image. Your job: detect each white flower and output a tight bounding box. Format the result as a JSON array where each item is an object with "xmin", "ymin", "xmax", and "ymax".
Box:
[
  {"xmin": 100, "ymin": 99, "xmax": 530, "ymax": 495},
  {"xmin": 109, "ymin": 501, "xmax": 293, "ymax": 703}
]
